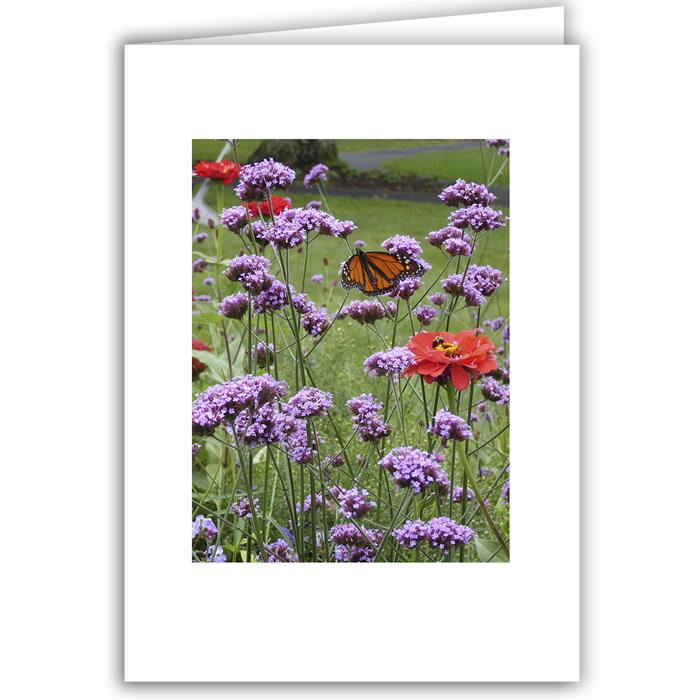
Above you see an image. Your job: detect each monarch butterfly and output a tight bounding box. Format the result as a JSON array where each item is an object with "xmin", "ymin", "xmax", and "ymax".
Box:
[{"xmin": 340, "ymin": 250, "xmax": 424, "ymax": 296}]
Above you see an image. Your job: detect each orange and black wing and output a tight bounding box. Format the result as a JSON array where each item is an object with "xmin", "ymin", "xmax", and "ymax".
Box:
[{"xmin": 341, "ymin": 251, "xmax": 424, "ymax": 296}]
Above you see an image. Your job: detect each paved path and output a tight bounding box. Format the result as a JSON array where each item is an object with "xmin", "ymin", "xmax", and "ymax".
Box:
[{"xmin": 340, "ymin": 140, "xmax": 481, "ymax": 171}]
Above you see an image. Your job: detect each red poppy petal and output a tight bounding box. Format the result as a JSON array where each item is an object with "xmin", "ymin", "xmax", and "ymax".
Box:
[{"xmin": 451, "ymin": 365, "xmax": 471, "ymax": 391}]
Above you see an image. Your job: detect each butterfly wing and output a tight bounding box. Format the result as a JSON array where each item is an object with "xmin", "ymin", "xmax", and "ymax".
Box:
[{"xmin": 340, "ymin": 251, "xmax": 423, "ymax": 296}]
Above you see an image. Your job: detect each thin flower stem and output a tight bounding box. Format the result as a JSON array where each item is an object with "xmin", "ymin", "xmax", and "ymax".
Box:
[{"xmin": 445, "ymin": 384, "xmax": 509, "ymax": 558}]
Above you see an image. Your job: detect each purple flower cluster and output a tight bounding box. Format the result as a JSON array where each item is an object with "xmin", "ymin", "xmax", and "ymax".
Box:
[
  {"xmin": 414, "ymin": 304, "xmax": 437, "ymax": 326},
  {"xmin": 329, "ymin": 524, "xmax": 382, "ymax": 563},
  {"xmin": 223, "ymin": 255, "xmax": 272, "ymax": 294},
  {"xmin": 363, "ymin": 347, "xmax": 415, "ymax": 378},
  {"xmin": 230, "ymin": 496, "xmax": 260, "ymax": 518},
  {"xmin": 468, "ymin": 265, "xmax": 503, "ymax": 296},
  {"xmin": 292, "ymin": 292, "xmax": 315, "ymax": 315},
  {"xmin": 337, "ymin": 486, "xmax": 376, "ymax": 519},
  {"xmin": 193, "ymin": 294, "xmax": 211, "ymax": 302},
  {"xmin": 203, "ymin": 277, "xmax": 215, "ymax": 286},
  {"xmin": 379, "ymin": 447, "xmax": 449, "ymax": 494},
  {"xmin": 220, "ymin": 206, "xmax": 249, "ymax": 232},
  {"xmin": 303, "ymin": 163, "xmax": 329, "ymax": 188},
  {"xmin": 381, "ymin": 234, "xmax": 423, "ymax": 258},
  {"xmin": 263, "ymin": 208, "xmax": 356, "ymax": 248},
  {"xmin": 346, "ymin": 393, "xmax": 391, "ymax": 443},
  {"xmin": 392, "ymin": 517, "xmax": 474, "ymax": 551},
  {"xmin": 426, "ymin": 225, "xmax": 464, "ymax": 248},
  {"xmin": 300, "ymin": 306, "xmax": 329, "ymax": 337},
  {"xmin": 484, "ymin": 316, "xmax": 505, "ymax": 331},
  {"xmin": 192, "ymin": 373, "xmax": 287, "ymax": 435},
  {"xmin": 296, "ymin": 492, "xmax": 327, "ymax": 514},
  {"xmin": 218, "ymin": 292, "xmax": 248, "ymax": 320},
  {"xmin": 428, "ymin": 409, "xmax": 473, "ymax": 447},
  {"xmin": 480, "ymin": 377, "xmax": 510, "ymax": 405},
  {"xmin": 449, "ymin": 204, "xmax": 508, "ymax": 232},
  {"xmin": 192, "ymin": 258, "xmax": 207, "ymax": 273},
  {"xmin": 285, "ymin": 387, "xmax": 333, "ymax": 418},
  {"xmin": 261, "ymin": 538, "xmax": 298, "ymax": 563},
  {"xmin": 443, "ymin": 236, "xmax": 473, "ymax": 257},
  {"xmin": 342, "ymin": 299, "xmax": 386, "ymax": 324},
  {"xmin": 438, "ymin": 179, "xmax": 497, "ymax": 207},
  {"xmin": 306, "ymin": 200, "xmax": 322, "ymax": 210},
  {"xmin": 235, "ymin": 158, "xmax": 295, "ymax": 201},
  {"xmin": 192, "ymin": 515, "xmax": 217, "ymax": 541},
  {"xmin": 354, "ymin": 239, "xmax": 366, "ymax": 248},
  {"xmin": 387, "ymin": 276, "xmax": 422, "ymax": 300},
  {"xmin": 194, "ymin": 232, "xmax": 208, "ymax": 243},
  {"xmin": 501, "ymin": 479, "xmax": 510, "ymax": 506},
  {"xmin": 429, "ymin": 292, "xmax": 447, "ymax": 306},
  {"xmin": 310, "ymin": 274, "xmax": 324, "ymax": 284},
  {"xmin": 205, "ymin": 545, "xmax": 227, "ymax": 562},
  {"xmin": 252, "ymin": 279, "xmax": 288, "ymax": 313},
  {"xmin": 440, "ymin": 274, "xmax": 483, "ymax": 306},
  {"xmin": 192, "ymin": 443, "xmax": 201, "ymax": 456}
]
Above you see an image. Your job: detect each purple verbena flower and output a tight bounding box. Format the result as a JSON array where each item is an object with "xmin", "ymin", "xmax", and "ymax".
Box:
[
  {"xmin": 379, "ymin": 447, "xmax": 449, "ymax": 494},
  {"xmin": 480, "ymin": 377, "xmax": 510, "ymax": 405},
  {"xmin": 428, "ymin": 409, "xmax": 473, "ymax": 447},
  {"xmin": 192, "ymin": 374, "xmax": 287, "ymax": 435},
  {"xmin": 346, "ymin": 393, "xmax": 390, "ymax": 443},
  {"xmin": 192, "ymin": 258, "xmax": 207, "ymax": 273},
  {"xmin": 329, "ymin": 524, "xmax": 382, "ymax": 562},
  {"xmin": 192, "ymin": 514, "xmax": 217, "ymax": 541},
  {"xmin": 467, "ymin": 265, "xmax": 503, "ymax": 296},
  {"xmin": 193, "ymin": 294, "xmax": 211, "ymax": 302},
  {"xmin": 194, "ymin": 232, "xmax": 208, "ymax": 243},
  {"xmin": 220, "ymin": 206, "xmax": 249, "ymax": 232},
  {"xmin": 345, "ymin": 299, "xmax": 386, "ymax": 324},
  {"xmin": 381, "ymin": 235, "xmax": 423, "ymax": 258},
  {"xmin": 363, "ymin": 347, "xmax": 415, "ymax": 378},
  {"xmin": 204, "ymin": 545, "xmax": 227, "ymax": 562},
  {"xmin": 354, "ymin": 239, "xmax": 366, "ymax": 248},
  {"xmin": 292, "ymin": 292, "xmax": 315, "ymax": 315},
  {"xmin": 429, "ymin": 292, "xmax": 447, "ymax": 306},
  {"xmin": 300, "ymin": 307, "xmax": 329, "ymax": 337},
  {"xmin": 310, "ymin": 274, "xmax": 324, "ymax": 284},
  {"xmin": 260, "ymin": 538, "xmax": 298, "ymax": 563},
  {"xmin": 203, "ymin": 276, "xmax": 215, "ymax": 286},
  {"xmin": 414, "ymin": 304, "xmax": 437, "ymax": 326},
  {"xmin": 235, "ymin": 158, "xmax": 295, "ymax": 201},
  {"xmin": 337, "ymin": 486, "xmax": 376, "ymax": 519},
  {"xmin": 285, "ymin": 387, "xmax": 333, "ymax": 419},
  {"xmin": 303, "ymin": 163, "xmax": 329, "ymax": 188},
  {"xmin": 230, "ymin": 496, "xmax": 260, "ymax": 518},
  {"xmin": 218, "ymin": 292, "xmax": 249, "ymax": 320},
  {"xmin": 449, "ymin": 205, "xmax": 508, "ymax": 232},
  {"xmin": 426, "ymin": 225, "xmax": 464, "ymax": 248},
  {"xmin": 223, "ymin": 255, "xmax": 271, "ymax": 293},
  {"xmin": 306, "ymin": 200, "xmax": 322, "ymax": 210},
  {"xmin": 252, "ymin": 278, "xmax": 288, "ymax": 313},
  {"xmin": 387, "ymin": 276, "xmax": 422, "ymax": 300},
  {"xmin": 484, "ymin": 316, "xmax": 505, "ymax": 331},
  {"xmin": 192, "ymin": 443, "xmax": 201, "ymax": 456},
  {"xmin": 501, "ymin": 479, "xmax": 510, "ymax": 506},
  {"xmin": 443, "ymin": 237, "xmax": 473, "ymax": 257},
  {"xmin": 438, "ymin": 179, "xmax": 497, "ymax": 207}
]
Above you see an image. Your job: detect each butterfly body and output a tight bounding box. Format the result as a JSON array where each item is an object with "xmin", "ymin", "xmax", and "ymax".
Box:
[{"xmin": 340, "ymin": 250, "xmax": 424, "ymax": 296}]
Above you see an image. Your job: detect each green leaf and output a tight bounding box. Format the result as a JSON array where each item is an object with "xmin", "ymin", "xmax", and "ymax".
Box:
[
  {"xmin": 192, "ymin": 468, "xmax": 211, "ymax": 492},
  {"xmin": 475, "ymin": 536, "xmax": 508, "ymax": 563},
  {"xmin": 192, "ymin": 350, "xmax": 229, "ymax": 382}
]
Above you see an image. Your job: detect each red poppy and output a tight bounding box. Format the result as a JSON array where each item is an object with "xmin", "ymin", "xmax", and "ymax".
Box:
[
  {"xmin": 192, "ymin": 338, "xmax": 211, "ymax": 378},
  {"xmin": 246, "ymin": 196, "xmax": 292, "ymax": 218},
  {"xmin": 403, "ymin": 330, "xmax": 498, "ymax": 391},
  {"xmin": 193, "ymin": 160, "xmax": 240, "ymax": 185}
]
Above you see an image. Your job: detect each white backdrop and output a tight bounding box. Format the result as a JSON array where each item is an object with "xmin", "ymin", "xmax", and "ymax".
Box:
[{"xmin": 2, "ymin": 0, "xmax": 699, "ymax": 697}]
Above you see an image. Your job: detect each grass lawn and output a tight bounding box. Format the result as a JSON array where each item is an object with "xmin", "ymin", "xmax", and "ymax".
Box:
[
  {"xmin": 380, "ymin": 146, "xmax": 510, "ymax": 188},
  {"xmin": 192, "ymin": 139, "xmax": 469, "ymax": 167}
]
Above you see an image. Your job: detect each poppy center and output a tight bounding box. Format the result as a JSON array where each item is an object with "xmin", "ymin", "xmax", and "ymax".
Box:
[{"xmin": 433, "ymin": 340, "xmax": 460, "ymax": 358}]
